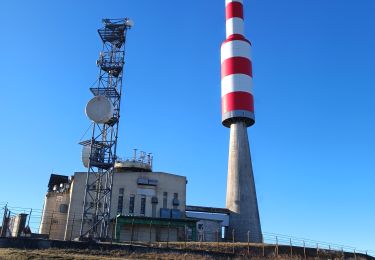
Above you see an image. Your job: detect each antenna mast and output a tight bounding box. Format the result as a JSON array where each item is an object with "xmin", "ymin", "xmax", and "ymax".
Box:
[{"xmin": 79, "ymin": 18, "xmax": 133, "ymax": 240}]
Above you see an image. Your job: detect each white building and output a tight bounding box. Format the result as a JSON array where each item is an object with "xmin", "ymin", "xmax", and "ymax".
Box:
[{"xmin": 39, "ymin": 162, "xmax": 199, "ymax": 242}]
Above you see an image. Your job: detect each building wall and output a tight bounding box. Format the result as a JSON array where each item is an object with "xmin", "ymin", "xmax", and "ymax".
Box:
[
  {"xmin": 116, "ymin": 225, "xmax": 178, "ymax": 242},
  {"xmin": 111, "ymin": 171, "xmax": 186, "ymax": 218},
  {"xmin": 196, "ymin": 219, "xmax": 222, "ymax": 242},
  {"xmin": 40, "ymin": 171, "xmax": 187, "ymax": 241},
  {"xmin": 63, "ymin": 173, "xmax": 86, "ymax": 240},
  {"xmin": 39, "ymin": 191, "xmax": 70, "ymax": 240}
]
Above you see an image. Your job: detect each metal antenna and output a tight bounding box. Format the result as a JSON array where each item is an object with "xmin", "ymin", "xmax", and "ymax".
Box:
[{"xmin": 79, "ymin": 18, "xmax": 133, "ymax": 240}]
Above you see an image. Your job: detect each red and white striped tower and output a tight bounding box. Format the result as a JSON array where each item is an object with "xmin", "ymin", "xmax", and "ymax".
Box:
[{"xmin": 221, "ymin": 0, "xmax": 262, "ymax": 242}]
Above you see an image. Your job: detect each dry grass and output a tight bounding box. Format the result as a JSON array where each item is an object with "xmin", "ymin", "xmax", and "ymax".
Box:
[
  {"xmin": 0, "ymin": 246, "xmax": 371, "ymax": 260},
  {"xmin": 0, "ymin": 248, "xmax": 221, "ymax": 260}
]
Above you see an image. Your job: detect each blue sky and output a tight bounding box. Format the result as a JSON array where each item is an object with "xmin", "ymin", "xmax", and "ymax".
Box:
[{"xmin": 0, "ymin": 0, "xmax": 374, "ymax": 251}]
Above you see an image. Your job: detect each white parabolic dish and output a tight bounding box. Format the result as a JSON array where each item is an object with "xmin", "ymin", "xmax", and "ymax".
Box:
[
  {"xmin": 82, "ymin": 145, "xmax": 97, "ymax": 168},
  {"xmin": 82, "ymin": 145, "xmax": 91, "ymax": 168},
  {"xmin": 85, "ymin": 96, "xmax": 114, "ymax": 124}
]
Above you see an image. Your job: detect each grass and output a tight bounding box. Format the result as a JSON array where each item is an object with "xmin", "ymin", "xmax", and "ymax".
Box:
[
  {"xmin": 0, "ymin": 243, "xmax": 372, "ymax": 260},
  {"xmin": 0, "ymin": 248, "xmax": 220, "ymax": 260}
]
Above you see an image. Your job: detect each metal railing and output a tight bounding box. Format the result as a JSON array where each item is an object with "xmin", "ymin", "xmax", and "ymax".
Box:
[{"xmin": 0, "ymin": 203, "xmax": 374, "ymax": 258}]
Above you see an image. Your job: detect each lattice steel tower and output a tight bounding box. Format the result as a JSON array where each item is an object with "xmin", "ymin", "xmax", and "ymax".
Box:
[{"xmin": 79, "ymin": 18, "xmax": 133, "ymax": 240}]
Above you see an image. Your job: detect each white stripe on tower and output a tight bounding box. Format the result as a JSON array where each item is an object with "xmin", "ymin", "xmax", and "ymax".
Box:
[
  {"xmin": 221, "ymin": 40, "xmax": 252, "ymax": 63},
  {"xmin": 221, "ymin": 74, "xmax": 253, "ymax": 97},
  {"xmin": 226, "ymin": 18, "xmax": 244, "ymax": 38}
]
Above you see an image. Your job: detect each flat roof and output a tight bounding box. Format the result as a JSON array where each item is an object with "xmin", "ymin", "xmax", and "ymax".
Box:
[
  {"xmin": 186, "ymin": 205, "xmax": 230, "ymax": 215},
  {"xmin": 113, "ymin": 215, "xmax": 198, "ymax": 227}
]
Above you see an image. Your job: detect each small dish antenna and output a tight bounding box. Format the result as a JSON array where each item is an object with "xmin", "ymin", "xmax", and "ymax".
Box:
[
  {"xmin": 85, "ymin": 95, "xmax": 114, "ymax": 124},
  {"xmin": 125, "ymin": 19, "xmax": 134, "ymax": 28},
  {"xmin": 82, "ymin": 145, "xmax": 96, "ymax": 168}
]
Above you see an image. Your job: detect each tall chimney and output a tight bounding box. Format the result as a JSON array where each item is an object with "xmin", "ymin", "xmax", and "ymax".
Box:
[{"xmin": 221, "ymin": 0, "xmax": 262, "ymax": 242}]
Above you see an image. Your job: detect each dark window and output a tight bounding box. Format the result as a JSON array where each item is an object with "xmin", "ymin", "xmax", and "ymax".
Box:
[
  {"xmin": 129, "ymin": 195, "xmax": 135, "ymax": 214},
  {"xmin": 173, "ymin": 193, "xmax": 179, "ymax": 208},
  {"xmin": 140, "ymin": 196, "xmax": 146, "ymax": 215},
  {"xmin": 163, "ymin": 192, "xmax": 168, "ymax": 208},
  {"xmin": 152, "ymin": 203, "xmax": 156, "ymax": 217},
  {"xmin": 119, "ymin": 188, "xmax": 124, "ymax": 195},
  {"xmin": 117, "ymin": 196, "xmax": 124, "ymax": 214},
  {"xmin": 59, "ymin": 204, "xmax": 68, "ymax": 213}
]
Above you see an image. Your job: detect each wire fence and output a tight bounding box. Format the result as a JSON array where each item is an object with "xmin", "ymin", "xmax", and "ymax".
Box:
[{"xmin": 0, "ymin": 203, "xmax": 374, "ymax": 257}]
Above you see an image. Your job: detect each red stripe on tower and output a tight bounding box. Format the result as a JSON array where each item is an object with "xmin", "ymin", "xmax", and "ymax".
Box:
[
  {"xmin": 226, "ymin": 2, "xmax": 243, "ymax": 20},
  {"xmin": 221, "ymin": 57, "xmax": 252, "ymax": 78},
  {"xmin": 222, "ymin": 92, "xmax": 254, "ymax": 113}
]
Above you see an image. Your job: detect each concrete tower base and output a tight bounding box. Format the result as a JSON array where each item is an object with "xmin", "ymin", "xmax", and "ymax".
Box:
[{"xmin": 226, "ymin": 121, "xmax": 262, "ymax": 242}]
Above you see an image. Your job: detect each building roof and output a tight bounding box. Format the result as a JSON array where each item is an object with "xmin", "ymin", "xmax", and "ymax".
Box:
[
  {"xmin": 47, "ymin": 174, "xmax": 69, "ymax": 192},
  {"xmin": 113, "ymin": 215, "xmax": 198, "ymax": 227},
  {"xmin": 186, "ymin": 205, "xmax": 230, "ymax": 214}
]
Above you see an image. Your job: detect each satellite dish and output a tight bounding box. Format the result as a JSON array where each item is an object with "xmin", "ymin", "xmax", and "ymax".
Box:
[
  {"xmin": 85, "ymin": 96, "xmax": 114, "ymax": 124},
  {"xmin": 125, "ymin": 19, "xmax": 134, "ymax": 28},
  {"xmin": 82, "ymin": 145, "xmax": 95, "ymax": 168}
]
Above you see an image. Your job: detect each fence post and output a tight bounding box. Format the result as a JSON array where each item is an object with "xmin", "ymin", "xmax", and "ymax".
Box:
[
  {"xmin": 276, "ymin": 236, "xmax": 279, "ymax": 257},
  {"xmin": 232, "ymin": 229, "xmax": 235, "ymax": 254},
  {"xmin": 167, "ymin": 221, "xmax": 170, "ymax": 249},
  {"xmin": 247, "ymin": 230, "xmax": 250, "ymax": 255},
  {"xmin": 48, "ymin": 211, "xmax": 55, "ymax": 238},
  {"xmin": 290, "ymin": 238, "xmax": 293, "ymax": 258},
  {"xmin": 303, "ymin": 240, "xmax": 306, "ymax": 259},
  {"xmin": 0, "ymin": 205, "xmax": 8, "ymax": 237},
  {"xmin": 149, "ymin": 221, "xmax": 152, "ymax": 246},
  {"xmin": 262, "ymin": 238, "xmax": 265, "ymax": 257},
  {"xmin": 70, "ymin": 213, "xmax": 75, "ymax": 241},
  {"xmin": 110, "ymin": 216, "xmax": 114, "ymax": 244},
  {"xmin": 27, "ymin": 208, "xmax": 32, "ymax": 228},
  {"xmin": 184, "ymin": 225, "xmax": 187, "ymax": 249},
  {"xmin": 130, "ymin": 218, "xmax": 134, "ymax": 245},
  {"xmin": 216, "ymin": 228, "xmax": 219, "ymax": 251},
  {"xmin": 114, "ymin": 215, "xmax": 118, "ymax": 241}
]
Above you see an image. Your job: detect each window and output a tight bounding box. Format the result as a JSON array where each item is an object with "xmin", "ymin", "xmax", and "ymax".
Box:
[
  {"xmin": 117, "ymin": 196, "xmax": 124, "ymax": 214},
  {"xmin": 163, "ymin": 192, "xmax": 168, "ymax": 208},
  {"xmin": 129, "ymin": 195, "xmax": 135, "ymax": 214},
  {"xmin": 140, "ymin": 196, "xmax": 146, "ymax": 215},
  {"xmin": 117, "ymin": 188, "xmax": 124, "ymax": 214},
  {"xmin": 173, "ymin": 193, "xmax": 179, "ymax": 208},
  {"xmin": 152, "ymin": 203, "xmax": 156, "ymax": 217},
  {"xmin": 59, "ymin": 204, "xmax": 68, "ymax": 213}
]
